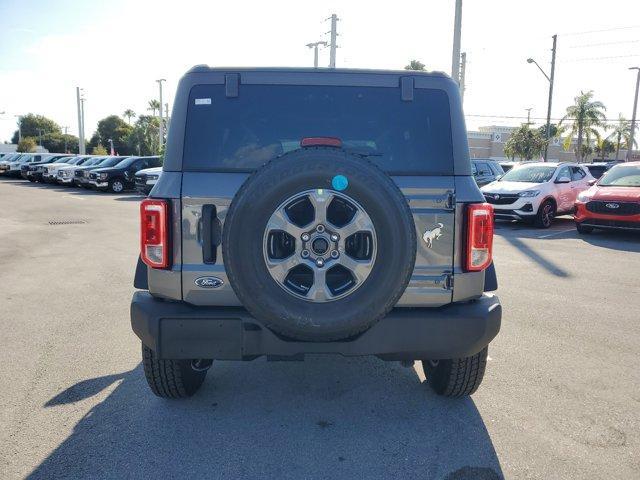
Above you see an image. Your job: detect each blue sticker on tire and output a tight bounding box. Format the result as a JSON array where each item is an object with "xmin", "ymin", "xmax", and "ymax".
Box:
[{"xmin": 332, "ymin": 175, "xmax": 348, "ymax": 191}]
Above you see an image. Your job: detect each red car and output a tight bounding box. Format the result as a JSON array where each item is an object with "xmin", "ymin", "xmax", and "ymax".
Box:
[{"xmin": 574, "ymin": 162, "xmax": 640, "ymax": 234}]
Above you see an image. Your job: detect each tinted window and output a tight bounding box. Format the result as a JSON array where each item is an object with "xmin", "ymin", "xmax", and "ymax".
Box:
[
  {"xmin": 476, "ymin": 162, "xmax": 492, "ymax": 176},
  {"xmin": 571, "ymin": 166, "xmax": 586, "ymax": 180},
  {"xmin": 183, "ymin": 84, "xmax": 454, "ymax": 175},
  {"xmin": 557, "ymin": 166, "xmax": 571, "ymax": 180}
]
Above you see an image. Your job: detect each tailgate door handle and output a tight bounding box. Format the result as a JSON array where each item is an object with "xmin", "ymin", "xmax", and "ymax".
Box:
[{"xmin": 202, "ymin": 205, "xmax": 221, "ymax": 264}]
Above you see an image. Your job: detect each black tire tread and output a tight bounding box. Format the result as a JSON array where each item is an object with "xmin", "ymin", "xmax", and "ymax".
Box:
[
  {"xmin": 424, "ymin": 347, "xmax": 488, "ymax": 397},
  {"xmin": 141, "ymin": 344, "xmax": 206, "ymax": 399}
]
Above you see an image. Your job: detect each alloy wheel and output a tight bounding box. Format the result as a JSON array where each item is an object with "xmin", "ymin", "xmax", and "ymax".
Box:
[{"xmin": 263, "ymin": 189, "xmax": 377, "ymax": 302}]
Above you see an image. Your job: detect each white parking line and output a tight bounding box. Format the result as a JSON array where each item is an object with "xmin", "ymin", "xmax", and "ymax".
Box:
[
  {"xmin": 65, "ymin": 195, "xmax": 84, "ymax": 200},
  {"xmin": 538, "ymin": 228, "xmax": 574, "ymax": 239}
]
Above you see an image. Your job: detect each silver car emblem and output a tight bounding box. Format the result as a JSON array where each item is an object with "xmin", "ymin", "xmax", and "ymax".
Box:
[
  {"xmin": 494, "ymin": 194, "xmax": 500, "ymax": 200},
  {"xmin": 194, "ymin": 276, "xmax": 224, "ymax": 288},
  {"xmin": 423, "ymin": 223, "xmax": 444, "ymax": 248},
  {"xmin": 605, "ymin": 203, "xmax": 619, "ymax": 209}
]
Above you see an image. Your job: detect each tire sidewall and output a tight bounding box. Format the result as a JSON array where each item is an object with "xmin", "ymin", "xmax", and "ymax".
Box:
[{"xmin": 222, "ymin": 148, "xmax": 416, "ymax": 341}]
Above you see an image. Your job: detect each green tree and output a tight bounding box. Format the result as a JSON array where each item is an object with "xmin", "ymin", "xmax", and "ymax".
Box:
[
  {"xmin": 595, "ymin": 137, "xmax": 615, "ymax": 160},
  {"xmin": 537, "ymin": 123, "xmax": 562, "ymax": 140},
  {"xmin": 126, "ymin": 115, "xmax": 161, "ymax": 155},
  {"xmin": 17, "ymin": 137, "xmax": 37, "ymax": 153},
  {"xmin": 92, "ymin": 144, "xmax": 108, "ymax": 155},
  {"xmin": 147, "ymin": 100, "xmax": 161, "ymax": 116},
  {"xmin": 11, "ymin": 114, "xmax": 61, "ymax": 145},
  {"xmin": 503, "ymin": 124, "xmax": 548, "ymax": 161},
  {"xmin": 606, "ymin": 114, "xmax": 636, "ymax": 160},
  {"xmin": 559, "ymin": 91, "xmax": 606, "ymax": 162},
  {"xmin": 404, "ymin": 60, "xmax": 426, "ymax": 71},
  {"xmin": 123, "ymin": 109, "xmax": 136, "ymax": 124},
  {"xmin": 89, "ymin": 115, "xmax": 134, "ymax": 155}
]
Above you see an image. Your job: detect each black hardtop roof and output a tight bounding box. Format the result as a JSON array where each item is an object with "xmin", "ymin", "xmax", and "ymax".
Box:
[{"xmin": 186, "ymin": 65, "xmax": 450, "ymax": 78}]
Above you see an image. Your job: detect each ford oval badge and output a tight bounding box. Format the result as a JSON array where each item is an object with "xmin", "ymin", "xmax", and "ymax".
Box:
[{"xmin": 194, "ymin": 276, "xmax": 224, "ymax": 289}]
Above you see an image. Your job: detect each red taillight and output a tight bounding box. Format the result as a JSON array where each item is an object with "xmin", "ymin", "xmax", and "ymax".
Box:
[
  {"xmin": 140, "ymin": 199, "xmax": 170, "ymax": 269},
  {"xmin": 465, "ymin": 203, "xmax": 494, "ymax": 272},
  {"xmin": 300, "ymin": 137, "xmax": 342, "ymax": 148}
]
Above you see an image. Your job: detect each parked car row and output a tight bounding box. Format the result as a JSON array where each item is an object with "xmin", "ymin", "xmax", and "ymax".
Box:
[
  {"xmin": 479, "ymin": 161, "xmax": 640, "ymax": 234},
  {"xmin": 0, "ymin": 152, "xmax": 162, "ymax": 194}
]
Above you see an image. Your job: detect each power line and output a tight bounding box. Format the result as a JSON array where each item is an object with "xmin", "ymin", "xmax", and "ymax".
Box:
[
  {"xmin": 567, "ymin": 39, "xmax": 640, "ymax": 49},
  {"xmin": 560, "ymin": 53, "xmax": 640, "ymax": 63},
  {"xmin": 560, "ymin": 25, "xmax": 640, "ymax": 37},
  {"xmin": 466, "ymin": 114, "xmax": 626, "ymax": 123}
]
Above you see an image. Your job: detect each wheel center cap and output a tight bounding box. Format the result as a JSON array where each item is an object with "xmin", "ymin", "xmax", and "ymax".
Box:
[{"xmin": 311, "ymin": 237, "xmax": 329, "ymax": 255}]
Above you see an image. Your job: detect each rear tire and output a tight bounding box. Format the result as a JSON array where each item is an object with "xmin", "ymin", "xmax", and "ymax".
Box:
[
  {"xmin": 576, "ymin": 223, "xmax": 594, "ymax": 234},
  {"xmin": 534, "ymin": 200, "xmax": 555, "ymax": 228},
  {"xmin": 141, "ymin": 344, "xmax": 210, "ymax": 398},
  {"xmin": 422, "ymin": 347, "xmax": 488, "ymax": 397}
]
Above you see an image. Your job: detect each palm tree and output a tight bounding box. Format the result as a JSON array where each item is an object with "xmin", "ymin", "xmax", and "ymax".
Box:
[
  {"xmin": 404, "ymin": 60, "xmax": 426, "ymax": 71},
  {"xmin": 595, "ymin": 137, "xmax": 615, "ymax": 160},
  {"xmin": 559, "ymin": 91, "xmax": 606, "ymax": 162},
  {"xmin": 147, "ymin": 100, "xmax": 161, "ymax": 116},
  {"xmin": 607, "ymin": 114, "xmax": 634, "ymax": 160},
  {"xmin": 123, "ymin": 109, "xmax": 136, "ymax": 125}
]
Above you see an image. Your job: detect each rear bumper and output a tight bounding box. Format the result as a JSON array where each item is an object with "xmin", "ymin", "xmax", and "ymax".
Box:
[{"xmin": 130, "ymin": 291, "xmax": 501, "ymax": 361}]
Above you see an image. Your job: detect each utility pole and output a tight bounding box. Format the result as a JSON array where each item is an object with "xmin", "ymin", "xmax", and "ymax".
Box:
[
  {"xmin": 164, "ymin": 103, "xmax": 170, "ymax": 133},
  {"xmin": 156, "ymin": 79, "xmax": 165, "ymax": 154},
  {"xmin": 327, "ymin": 14, "xmax": 338, "ymax": 68},
  {"xmin": 451, "ymin": 0, "xmax": 463, "ymax": 82},
  {"xmin": 108, "ymin": 138, "xmax": 114, "ymax": 155},
  {"xmin": 80, "ymin": 96, "xmax": 86, "ymax": 152},
  {"xmin": 459, "ymin": 52, "xmax": 467, "ymax": 104},
  {"xmin": 527, "ymin": 34, "xmax": 556, "ymax": 161},
  {"xmin": 306, "ymin": 41, "xmax": 327, "ymax": 68},
  {"xmin": 76, "ymin": 87, "xmax": 85, "ymax": 154},
  {"xmin": 63, "ymin": 126, "xmax": 69, "ymax": 152},
  {"xmin": 37, "ymin": 129, "xmax": 43, "ymax": 146},
  {"xmin": 628, "ymin": 67, "xmax": 640, "ymax": 162},
  {"xmin": 525, "ymin": 108, "xmax": 533, "ymax": 125},
  {"xmin": 15, "ymin": 115, "xmax": 22, "ymax": 143},
  {"xmin": 545, "ymin": 35, "xmax": 557, "ymax": 161}
]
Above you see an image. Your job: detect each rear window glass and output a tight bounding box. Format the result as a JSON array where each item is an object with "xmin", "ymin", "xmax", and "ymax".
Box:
[{"xmin": 183, "ymin": 84, "xmax": 454, "ymax": 175}]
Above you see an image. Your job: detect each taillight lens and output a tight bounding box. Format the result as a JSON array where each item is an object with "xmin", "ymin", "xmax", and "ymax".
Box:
[
  {"xmin": 465, "ymin": 203, "xmax": 494, "ymax": 272},
  {"xmin": 140, "ymin": 199, "xmax": 170, "ymax": 269}
]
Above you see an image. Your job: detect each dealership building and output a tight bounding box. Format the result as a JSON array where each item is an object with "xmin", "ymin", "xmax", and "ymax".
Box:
[{"xmin": 468, "ymin": 125, "xmax": 638, "ymax": 162}]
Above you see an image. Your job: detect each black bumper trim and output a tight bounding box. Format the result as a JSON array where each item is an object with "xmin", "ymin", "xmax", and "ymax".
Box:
[{"xmin": 130, "ymin": 291, "xmax": 501, "ymax": 361}]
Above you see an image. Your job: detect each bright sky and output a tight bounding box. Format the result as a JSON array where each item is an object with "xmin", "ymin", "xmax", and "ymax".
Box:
[{"xmin": 1, "ymin": 0, "xmax": 639, "ymax": 143}]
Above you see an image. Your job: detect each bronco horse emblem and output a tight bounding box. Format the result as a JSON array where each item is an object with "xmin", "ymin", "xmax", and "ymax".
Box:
[{"xmin": 422, "ymin": 223, "xmax": 444, "ymax": 248}]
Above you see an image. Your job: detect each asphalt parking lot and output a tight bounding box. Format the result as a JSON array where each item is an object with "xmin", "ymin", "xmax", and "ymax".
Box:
[{"xmin": 1, "ymin": 178, "xmax": 639, "ymax": 480}]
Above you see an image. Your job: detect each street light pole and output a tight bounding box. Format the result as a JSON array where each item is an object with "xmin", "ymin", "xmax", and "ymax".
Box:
[
  {"xmin": 76, "ymin": 87, "xmax": 85, "ymax": 154},
  {"xmin": 306, "ymin": 41, "xmax": 327, "ymax": 68},
  {"xmin": 628, "ymin": 67, "xmax": 640, "ymax": 162},
  {"xmin": 156, "ymin": 79, "xmax": 166, "ymax": 154},
  {"xmin": 451, "ymin": 0, "xmax": 463, "ymax": 82},
  {"xmin": 527, "ymin": 34, "xmax": 557, "ymax": 161},
  {"xmin": 63, "ymin": 126, "xmax": 69, "ymax": 152}
]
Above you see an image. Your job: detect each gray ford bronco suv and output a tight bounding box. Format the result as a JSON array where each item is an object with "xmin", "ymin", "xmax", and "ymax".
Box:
[{"xmin": 131, "ymin": 67, "xmax": 500, "ymax": 399}]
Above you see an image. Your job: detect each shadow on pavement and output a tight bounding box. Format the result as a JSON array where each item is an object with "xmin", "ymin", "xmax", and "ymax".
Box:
[
  {"xmin": 577, "ymin": 229, "xmax": 640, "ymax": 252},
  {"xmin": 30, "ymin": 357, "xmax": 503, "ymax": 479}
]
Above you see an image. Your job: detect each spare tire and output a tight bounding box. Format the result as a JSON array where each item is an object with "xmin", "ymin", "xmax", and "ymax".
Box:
[{"xmin": 222, "ymin": 147, "xmax": 416, "ymax": 341}]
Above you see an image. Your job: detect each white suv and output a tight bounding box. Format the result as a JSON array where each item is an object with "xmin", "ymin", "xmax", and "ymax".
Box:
[{"xmin": 481, "ymin": 162, "xmax": 594, "ymax": 228}]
